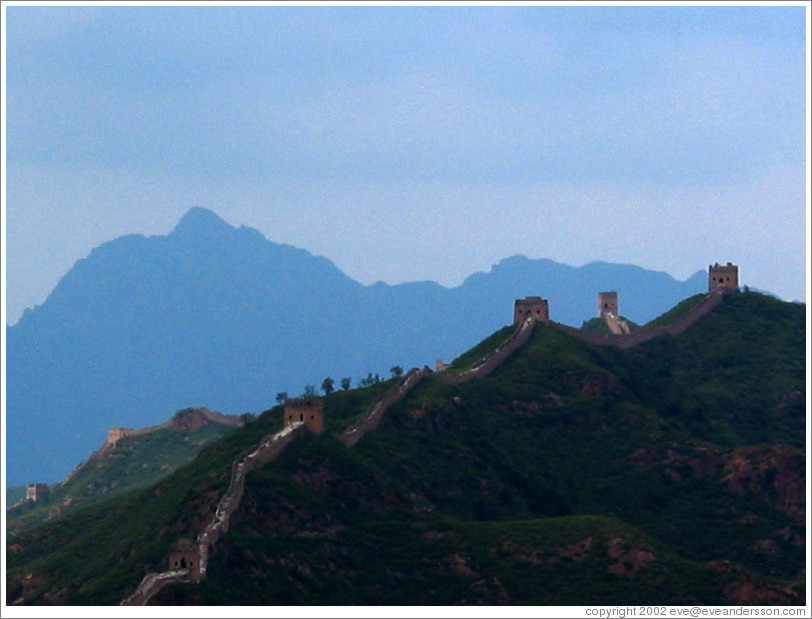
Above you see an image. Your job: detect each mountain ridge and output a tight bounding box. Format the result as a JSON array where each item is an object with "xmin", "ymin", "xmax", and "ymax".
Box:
[
  {"xmin": 5, "ymin": 407, "xmax": 244, "ymax": 536},
  {"xmin": 5, "ymin": 290, "xmax": 805, "ymax": 605},
  {"xmin": 8, "ymin": 207, "xmax": 712, "ymax": 484}
]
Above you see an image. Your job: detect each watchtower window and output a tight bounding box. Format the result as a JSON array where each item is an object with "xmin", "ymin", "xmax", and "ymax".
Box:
[{"xmin": 299, "ymin": 413, "xmax": 304, "ymax": 421}]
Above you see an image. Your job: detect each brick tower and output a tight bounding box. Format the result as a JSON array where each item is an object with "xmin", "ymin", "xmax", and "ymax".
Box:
[
  {"xmin": 284, "ymin": 398, "xmax": 324, "ymax": 435},
  {"xmin": 708, "ymin": 262, "xmax": 739, "ymax": 292},
  {"xmin": 597, "ymin": 291, "xmax": 619, "ymax": 317},
  {"xmin": 514, "ymin": 297, "xmax": 550, "ymax": 324}
]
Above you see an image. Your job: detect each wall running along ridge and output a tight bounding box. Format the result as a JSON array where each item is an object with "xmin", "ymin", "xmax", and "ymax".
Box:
[
  {"xmin": 121, "ymin": 289, "xmax": 728, "ymax": 604},
  {"xmin": 121, "ymin": 422, "xmax": 306, "ymax": 605},
  {"xmin": 553, "ymin": 290, "xmax": 724, "ymax": 349},
  {"xmin": 338, "ymin": 367, "xmax": 432, "ymax": 447}
]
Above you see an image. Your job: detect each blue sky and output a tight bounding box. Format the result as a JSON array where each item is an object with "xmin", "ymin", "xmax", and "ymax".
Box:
[{"xmin": 3, "ymin": 3, "xmax": 809, "ymax": 325}]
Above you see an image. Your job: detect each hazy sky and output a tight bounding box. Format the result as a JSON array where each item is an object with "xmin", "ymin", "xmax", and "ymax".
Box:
[{"xmin": 3, "ymin": 3, "xmax": 809, "ymax": 325}]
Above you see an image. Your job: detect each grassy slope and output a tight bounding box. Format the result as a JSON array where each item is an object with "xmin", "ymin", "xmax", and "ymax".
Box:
[
  {"xmin": 6, "ymin": 415, "xmax": 241, "ymax": 536},
  {"xmin": 6, "ymin": 292, "xmax": 806, "ymax": 605},
  {"xmin": 5, "ymin": 384, "xmax": 396, "ymax": 605},
  {"xmin": 630, "ymin": 291, "xmax": 805, "ymax": 447},
  {"xmin": 449, "ymin": 324, "xmax": 516, "ymax": 371},
  {"xmin": 644, "ymin": 293, "xmax": 708, "ymax": 328}
]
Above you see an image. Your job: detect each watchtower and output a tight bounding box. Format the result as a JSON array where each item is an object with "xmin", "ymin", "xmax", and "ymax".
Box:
[
  {"xmin": 514, "ymin": 297, "xmax": 550, "ymax": 324},
  {"xmin": 26, "ymin": 483, "xmax": 50, "ymax": 502},
  {"xmin": 708, "ymin": 262, "xmax": 739, "ymax": 292},
  {"xmin": 107, "ymin": 427, "xmax": 134, "ymax": 447},
  {"xmin": 284, "ymin": 398, "xmax": 324, "ymax": 435},
  {"xmin": 168, "ymin": 538, "xmax": 201, "ymax": 581},
  {"xmin": 597, "ymin": 291, "xmax": 619, "ymax": 317}
]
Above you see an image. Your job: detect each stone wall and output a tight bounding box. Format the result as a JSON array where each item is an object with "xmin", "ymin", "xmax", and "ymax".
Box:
[
  {"xmin": 122, "ymin": 421, "xmax": 306, "ymax": 604},
  {"xmin": 553, "ymin": 290, "xmax": 725, "ymax": 349},
  {"xmin": 449, "ymin": 290, "xmax": 725, "ymax": 388},
  {"xmin": 448, "ymin": 317, "xmax": 536, "ymax": 384},
  {"xmin": 339, "ymin": 367, "xmax": 432, "ymax": 447},
  {"xmin": 121, "ymin": 570, "xmax": 191, "ymax": 606},
  {"xmin": 121, "ymin": 285, "xmax": 730, "ymax": 605},
  {"xmin": 196, "ymin": 422, "xmax": 306, "ymax": 580}
]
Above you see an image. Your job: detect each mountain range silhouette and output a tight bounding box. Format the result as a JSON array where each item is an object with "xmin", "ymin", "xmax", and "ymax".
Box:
[{"xmin": 6, "ymin": 207, "xmax": 707, "ymax": 484}]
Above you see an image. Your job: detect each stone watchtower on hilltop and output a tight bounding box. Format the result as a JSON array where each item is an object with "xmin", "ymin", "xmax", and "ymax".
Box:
[
  {"xmin": 26, "ymin": 483, "xmax": 50, "ymax": 502},
  {"xmin": 107, "ymin": 427, "xmax": 134, "ymax": 447},
  {"xmin": 284, "ymin": 398, "xmax": 325, "ymax": 435},
  {"xmin": 597, "ymin": 291, "xmax": 619, "ymax": 317},
  {"xmin": 514, "ymin": 296, "xmax": 550, "ymax": 324},
  {"xmin": 708, "ymin": 262, "xmax": 739, "ymax": 292}
]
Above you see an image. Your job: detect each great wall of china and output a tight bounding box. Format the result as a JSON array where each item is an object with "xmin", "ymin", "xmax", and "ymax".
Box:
[
  {"xmin": 447, "ymin": 315, "xmax": 537, "ymax": 383},
  {"xmin": 443, "ymin": 289, "xmax": 725, "ymax": 385},
  {"xmin": 552, "ymin": 288, "xmax": 725, "ymax": 349},
  {"xmin": 338, "ymin": 367, "xmax": 433, "ymax": 447},
  {"xmin": 53, "ymin": 408, "xmax": 244, "ymax": 495},
  {"xmin": 121, "ymin": 368, "xmax": 434, "ymax": 605},
  {"xmin": 120, "ymin": 266, "xmax": 738, "ymax": 604},
  {"xmin": 121, "ymin": 421, "xmax": 306, "ymax": 605}
]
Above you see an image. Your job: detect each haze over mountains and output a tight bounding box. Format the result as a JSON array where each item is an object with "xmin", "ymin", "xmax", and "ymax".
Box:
[{"xmin": 6, "ymin": 207, "xmax": 709, "ymax": 485}]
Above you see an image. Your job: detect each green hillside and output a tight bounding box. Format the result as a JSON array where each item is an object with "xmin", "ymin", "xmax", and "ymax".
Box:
[
  {"xmin": 6, "ymin": 408, "xmax": 243, "ymax": 536},
  {"xmin": 581, "ymin": 316, "xmax": 639, "ymax": 333},
  {"xmin": 644, "ymin": 293, "xmax": 708, "ymax": 328},
  {"xmin": 6, "ymin": 291, "xmax": 806, "ymax": 605}
]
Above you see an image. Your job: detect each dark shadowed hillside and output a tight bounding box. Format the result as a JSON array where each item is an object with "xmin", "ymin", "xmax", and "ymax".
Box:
[
  {"xmin": 6, "ymin": 291, "xmax": 805, "ymax": 606},
  {"xmin": 7, "ymin": 207, "xmax": 707, "ymax": 484}
]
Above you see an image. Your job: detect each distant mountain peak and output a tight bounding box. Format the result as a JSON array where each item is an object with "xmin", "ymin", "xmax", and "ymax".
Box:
[{"xmin": 170, "ymin": 207, "xmax": 233, "ymax": 239}]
